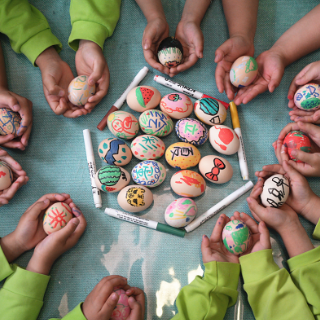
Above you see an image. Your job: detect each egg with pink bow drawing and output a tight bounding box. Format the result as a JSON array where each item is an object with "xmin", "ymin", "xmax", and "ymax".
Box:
[
  {"xmin": 111, "ymin": 289, "xmax": 131, "ymax": 320},
  {"xmin": 0, "ymin": 161, "xmax": 13, "ymax": 191}
]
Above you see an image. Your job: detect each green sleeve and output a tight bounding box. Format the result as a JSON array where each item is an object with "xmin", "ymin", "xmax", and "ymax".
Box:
[
  {"xmin": 312, "ymin": 219, "xmax": 320, "ymax": 240},
  {"xmin": 69, "ymin": 0, "xmax": 121, "ymax": 51},
  {"xmin": 171, "ymin": 261, "xmax": 240, "ymax": 320},
  {"xmin": 50, "ymin": 303, "xmax": 87, "ymax": 320},
  {"xmin": 0, "ymin": 245, "xmax": 14, "ymax": 281},
  {"xmin": 0, "ymin": 0, "xmax": 62, "ymax": 66},
  {"xmin": 240, "ymin": 249, "xmax": 314, "ymax": 320},
  {"xmin": 288, "ymin": 245, "xmax": 320, "ymax": 319},
  {"xmin": 0, "ymin": 265, "xmax": 50, "ymax": 320}
]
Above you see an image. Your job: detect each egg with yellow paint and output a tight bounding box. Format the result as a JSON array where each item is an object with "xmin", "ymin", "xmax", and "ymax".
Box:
[
  {"xmin": 43, "ymin": 202, "xmax": 73, "ymax": 235},
  {"xmin": 68, "ymin": 75, "xmax": 95, "ymax": 106},
  {"xmin": 165, "ymin": 142, "xmax": 201, "ymax": 170},
  {"xmin": 0, "ymin": 161, "xmax": 13, "ymax": 191}
]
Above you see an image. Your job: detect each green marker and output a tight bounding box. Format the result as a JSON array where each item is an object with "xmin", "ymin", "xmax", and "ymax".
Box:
[{"xmin": 105, "ymin": 208, "xmax": 185, "ymax": 238}]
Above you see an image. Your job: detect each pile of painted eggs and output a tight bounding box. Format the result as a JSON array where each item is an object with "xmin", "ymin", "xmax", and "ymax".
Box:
[{"xmin": 98, "ymin": 83, "xmax": 242, "ymax": 229}]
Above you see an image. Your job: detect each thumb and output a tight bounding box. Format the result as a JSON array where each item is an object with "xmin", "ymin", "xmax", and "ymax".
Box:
[
  {"xmin": 27, "ymin": 199, "xmax": 50, "ymax": 220},
  {"xmin": 101, "ymin": 292, "xmax": 119, "ymax": 317},
  {"xmin": 193, "ymin": 35, "xmax": 204, "ymax": 59},
  {"xmin": 215, "ymin": 41, "xmax": 232, "ymax": 63},
  {"xmin": 295, "ymin": 67, "xmax": 318, "ymax": 86},
  {"xmin": 142, "ymin": 29, "xmax": 153, "ymax": 50},
  {"xmin": 88, "ymin": 61, "xmax": 105, "ymax": 86},
  {"xmin": 247, "ymin": 197, "xmax": 266, "ymax": 220},
  {"xmin": 43, "ymin": 75, "xmax": 64, "ymax": 97},
  {"xmin": 127, "ymin": 296, "xmax": 143, "ymax": 319},
  {"xmin": 268, "ymin": 68, "xmax": 283, "ymax": 93},
  {"xmin": 55, "ymin": 218, "xmax": 80, "ymax": 240},
  {"xmin": 289, "ymin": 149, "xmax": 315, "ymax": 166},
  {"xmin": 258, "ymin": 221, "xmax": 271, "ymax": 249}
]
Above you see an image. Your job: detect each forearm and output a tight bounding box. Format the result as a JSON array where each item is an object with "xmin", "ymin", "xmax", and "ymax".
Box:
[
  {"xmin": 301, "ymin": 193, "xmax": 320, "ymax": 225},
  {"xmin": 135, "ymin": 0, "xmax": 166, "ymax": 22},
  {"xmin": 0, "ymin": 43, "xmax": 7, "ymax": 89},
  {"xmin": 0, "ymin": 233, "xmax": 25, "ymax": 263},
  {"xmin": 222, "ymin": 0, "xmax": 258, "ymax": 41},
  {"xmin": 270, "ymin": 4, "xmax": 320, "ymax": 66},
  {"xmin": 181, "ymin": 0, "xmax": 211, "ymax": 25},
  {"xmin": 278, "ymin": 221, "xmax": 314, "ymax": 258}
]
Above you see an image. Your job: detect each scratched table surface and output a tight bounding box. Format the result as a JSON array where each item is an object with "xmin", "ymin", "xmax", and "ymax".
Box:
[{"xmin": 1, "ymin": 1, "xmax": 320, "ymax": 319}]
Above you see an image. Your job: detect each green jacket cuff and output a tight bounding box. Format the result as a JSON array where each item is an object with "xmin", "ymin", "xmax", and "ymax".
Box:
[
  {"xmin": 68, "ymin": 21, "xmax": 109, "ymax": 51},
  {"xmin": 3, "ymin": 265, "xmax": 50, "ymax": 300},
  {"xmin": 61, "ymin": 303, "xmax": 86, "ymax": 320},
  {"xmin": 204, "ymin": 261, "xmax": 240, "ymax": 291},
  {"xmin": 312, "ymin": 219, "xmax": 320, "ymax": 240},
  {"xmin": 0, "ymin": 246, "xmax": 14, "ymax": 281},
  {"xmin": 288, "ymin": 245, "xmax": 320, "ymax": 272},
  {"xmin": 240, "ymin": 249, "xmax": 279, "ymax": 283},
  {"xmin": 21, "ymin": 29, "xmax": 62, "ymax": 66}
]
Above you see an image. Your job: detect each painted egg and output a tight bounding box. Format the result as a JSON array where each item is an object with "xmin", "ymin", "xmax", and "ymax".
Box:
[
  {"xmin": 0, "ymin": 161, "xmax": 13, "ymax": 191},
  {"xmin": 68, "ymin": 75, "xmax": 95, "ymax": 106},
  {"xmin": 131, "ymin": 135, "xmax": 165, "ymax": 160},
  {"xmin": 230, "ymin": 56, "xmax": 258, "ymax": 88},
  {"xmin": 164, "ymin": 198, "xmax": 197, "ymax": 228},
  {"xmin": 98, "ymin": 138, "xmax": 132, "ymax": 166},
  {"xmin": 294, "ymin": 83, "xmax": 320, "ymax": 111},
  {"xmin": 194, "ymin": 98, "xmax": 227, "ymax": 125},
  {"xmin": 209, "ymin": 125, "xmax": 240, "ymax": 155},
  {"xmin": 175, "ymin": 118, "xmax": 208, "ymax": 146},
  {"xmin": 157, "ymin": 37, "xmax": 183, "ymax": 68},
  {"xmin": 0, "ymin": 108, "xmax": 21, "ymax": 136},
  {"xmin": 95, "ymin": 165, "xmax": 130, "ymax": 193},
  {"xmin": 117, "ymin": 185, "xmax": 153, "ymax": 212},
  {"xmin": 222, "ymin": 220, "xmax": 250, "ymax": 255},
  {"xmin": 199, "ymin": 155, "xmax": 233, "ymax": 184},
  {"xmin": 170, "ymin": 170, "xmax": 206, "ymax": 197},
  {"xmin": 43, "ymin": 202, "xmax": 73, "ymax": 235},
  {"xmin": 283, "ymin": 131, "xmax": 311, "ymax": 162},
  {"xmin": 111, "ymin": 289, "xmax": 131, "ymax": 320},
  {"xmin": 165, "ymin": 142, "xmax": 201, "ymax": 169},
  {"xmin": 127, "ymin": 86, "xmax": 161, "ymax": 112},
  {"xmin": 261, "ymin": 174, "xmax": 290, "ymax": 208},
  {"xmin": 107, "ymin": 111, "xmax": 139, "ymax": 140},
  {"xmin": 160, "ymin": 93, "xmax": 193, "ymax": 119},
  {"xmin": 132, "ymin": 160, "xmax": 166, "ymax": 188},
  {"xmin": 139, "ymin": 110, "xmax": 173, "ymax": 137}
]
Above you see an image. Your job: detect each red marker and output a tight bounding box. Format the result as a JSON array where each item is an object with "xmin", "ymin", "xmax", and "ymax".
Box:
[
  {"xmin": 97, "ymin": 67, "xmax": 149, "ymax": 131},
  {"xmin": 153, "ymin": 75, "xmax": 229, "ymax": 109}
]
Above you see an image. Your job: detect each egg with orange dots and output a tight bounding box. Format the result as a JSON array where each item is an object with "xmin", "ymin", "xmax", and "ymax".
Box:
[
  {"xmin": 165, "ymin": 142, "xmax": 201, "ymax": 170},
  {"xmin": 230, "ymin": 56, "xmax": 258, "ymax": 88},
  {"xmin": 209, "ymin": 125, "xmax": 240, "ymax": 155},
  {"xmin": 43, "ymin": 202, "xmax": 73, "ymax": 235},
  {"xmin": 68, "ymin": 75, "xmax": 95, "ymax": 106},
  {"xmin": 160, "ymin": 93, "xmax": 193, "ymax": 119},
  {"xmin": 283, "ymin": 131, "xmax": 311, "ymax": 162},
  {"xmin": 170, "ymin": 170, "xmax": 206, "ymax": 197}
]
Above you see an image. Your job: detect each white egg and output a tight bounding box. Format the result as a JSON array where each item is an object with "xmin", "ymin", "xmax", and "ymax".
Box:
[{"xmin": 209, "ymin": 125, "xmax": 239, "ymax": 155}]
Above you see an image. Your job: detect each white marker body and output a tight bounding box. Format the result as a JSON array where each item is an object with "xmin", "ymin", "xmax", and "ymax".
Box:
[
  {"xmin": 234, "ymin": 127, "xmax": 249, "ymax": 180},
  {"xmin": 185, "ymin": 181, "xmax": 254, "ymax": 232},
  {"xmin": 83, "ymin": 129, "xmax": 102, "ymax": 208}
]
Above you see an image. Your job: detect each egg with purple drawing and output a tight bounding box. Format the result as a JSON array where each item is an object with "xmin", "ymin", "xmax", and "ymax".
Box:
[
  {"xmin": 294, "ymin": 83, "xmax": 320, "ymax": 111},
  {"xmin": 0, "ymin": 108, "xmax": 21, "ymax": 136},
  {"xmin": 175, "ymin": 118, "xmax": 208, "ymax": 146},
  {"xmin": 68, "ymin": 75, "xmax": 95, "ymax": 106},
  {"xmin": 165, "ymin": 198, "xmax": 197, "ymax": 228},
  {"xmin": 230, "ymin": 56, "xmax": 258, "ymax": 88},
  {"xmin": 0, "ymin": 161, "xmax": 13, "ymax": 191}
]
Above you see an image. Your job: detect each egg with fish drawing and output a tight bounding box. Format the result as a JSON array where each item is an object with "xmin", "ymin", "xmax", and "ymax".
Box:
[
  {"xmin": 260, "ymin": 174, "xmax": 290, "ymax": 208},
  {"xmin": 209, "ymin": 125, "xmax": 239, "ymax": 155}
]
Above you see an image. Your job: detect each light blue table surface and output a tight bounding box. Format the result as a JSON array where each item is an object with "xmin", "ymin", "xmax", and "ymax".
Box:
[{"xmin": 1, "ymin": 1, "xmax": 320, "ymax": 319}]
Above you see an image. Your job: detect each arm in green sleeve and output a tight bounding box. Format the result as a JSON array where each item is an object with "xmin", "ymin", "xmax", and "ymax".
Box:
[
  {"xmin": 69, "ymin": 0, "xmax": 121, "ymax": 51},
  {"xmin": 0, "ymin": 0, "xmax": 62, "ymax": 66},
  {"xmin": 288, "ymin": 246, "xmax": 320, "ymax": 319},
  {"xmin": 312, "ymin": 219, "xmax": 320, "ymax": 240},
  {"xmin": 0, "ymin": 265, "xmax": 50, "ymax": 320},
  {"xmin": 49, "ymin": 303, "xmax": 87, "ymax": 320},
  {"xmin": 171, "ymin": 261, "xmax": 240, "ymax": 320},
  {"xmin": 0, "ymin": 246, "xmax": 14, "ymax": 281},
  {"xmin": 240, "ymin": 249, "xmax": 314, "ymax": 320}
]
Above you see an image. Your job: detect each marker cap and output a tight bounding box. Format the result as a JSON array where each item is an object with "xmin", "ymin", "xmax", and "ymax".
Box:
[{"xmin": 156, "ymin": 223, "xmax": 186, "ymax": 237}]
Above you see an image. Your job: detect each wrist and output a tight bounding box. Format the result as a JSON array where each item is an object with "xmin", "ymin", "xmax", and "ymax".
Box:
[
  {"xmin": 35, "ymin": 46, "xmax": 61, "ymax": 69},
  {"xmin": 0, "ymin": 233, "xmax": 25, "ymax": 263},
  {"xmin": 26, "ymin": 253, "xmax": 53, "ymax": 276},
  {"xmin": 146, "ymin": 14, "xmax": 167, "ymax": 24},
  {"xmin": 269, "ymin": 45, "xmax": 290, "ymax": 67},
  {"xmin": 79, "ymin": 40, "xmax": 101, "ymax": 51},
  {"xmin": 301, "ymin": 193, "xmax": 320, "ymax": 225},
  {"xmin": 180, "ymin": 13, "xmax": 202, "ymax": 26}
]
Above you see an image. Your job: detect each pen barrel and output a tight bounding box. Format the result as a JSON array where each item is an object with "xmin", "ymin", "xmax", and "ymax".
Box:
[
  {"xmin": 230, "ymin": 101, "xmax": 240, "ymax": 128},
  {"xmin": 97, "ymin": 105, "xmax": 118, "ymax": 131}
]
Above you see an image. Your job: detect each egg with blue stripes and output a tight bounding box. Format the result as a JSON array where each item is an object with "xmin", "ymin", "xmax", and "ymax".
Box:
[{"xmin": 194, "ymin": 98, "xmax": 227, "ymax": 126}]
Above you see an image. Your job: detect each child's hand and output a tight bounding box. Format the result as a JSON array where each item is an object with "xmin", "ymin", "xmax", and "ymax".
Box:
[
  {"xmin": 234, "ymin": 49, "xmax": 285, "ymax": 105},
  {"xmin": 0, "ymin": 89, "xmax": 32, "ymax": 150},
  {"xmin": 215, "ymin": 35, "xmax": 254, "ymax": 101},
  {"xmin": 201, "ymin": 214, "xmax": 239, "ymax": 264},
  {"xmin": 274, "ymin": 122, "xmax": 320, "ymax": 176},
  {"xmin": 75, "ymin": 40, "xmax": 109, "ymax": 112},
  {"xmin": 256, "ymin": 162, "xmax": 320, "ymax": 225},
  {"xmin": 169, "ymin": 20, "xmax": 204, "ymax": 77},
  {"xmin": 288, "ymin": 61, "xmax": 320, "ymax": 110},
  {"xmin": 36, "ymin": 47, "xmax": 88, "ymax": 118},
  {"xmin": 142, "ymin": 18, "xmax": 170, "ymax": 75},
  {"xmin": 0, "ymin": 194, "xmax": 71, "ymax": 262},
  {"xmin": 26, "ymin": 204, "xmax": 86, "ymax": 275},
  {"xmin": 231, "ymin": 212, "xmax": 271, "ymax": 255},
  {"xmin": 0, "ymin": 148, "xmax": 28, "ymax": 206},
  {"xmin": 125, "ymin": 287, "xmax": 145, "ymax": 320}
]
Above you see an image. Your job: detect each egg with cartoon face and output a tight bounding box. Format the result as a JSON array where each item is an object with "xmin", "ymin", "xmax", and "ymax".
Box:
[
  {"xmin": 157, "ymin": 37, "xmax": 183, "ymax": 68},
  {"xmin": 107, "ymin": 111, "xmax": 139, "ymax": 140}
]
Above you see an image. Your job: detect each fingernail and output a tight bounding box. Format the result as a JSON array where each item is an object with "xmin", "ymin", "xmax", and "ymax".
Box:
[
  {"xmin": 59, "ymin": 90, "xmax": 64, "ymax": 97},
  {"xmin": 240, "ymin": 213, "xmax": 244, "ymax": 218},
  {"xmin": 12, "ymin": 104, "xmax": 20, "ymax": 111},
  {"xmin": 247, "ymin": 197, "xmax": 252, "ymax": 203},
  {"xmin": 144, "ymin": 44, "xmax": 148, "ymax": 50},
  {"xmin": 202, "ymin": 235, "xmax": 208, "ymax": 240},
  {"xmin": 89, "ymin": 79, "xmax": 95, "ymax": 86},
  {"xmin": 110, "ymin": 292, "xmax": 118, "ymax": 301},
  {"xmin": 291, "ymin": 150, "xmax": 297, "ymax": 156},
  {"xmin": 44, "ymin": 199, "xmax": 50, "ymax": 205},
  {"xmin": 72, "ymin": 206, "xmax": 82, "ymax": 217},
  {"xmin": 71, "ymin": 218, "xmax": 80, "ymax": 225},
  {"xmin": 281, "ymin": 145, "xmax": 286, "ymax": 154}
]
